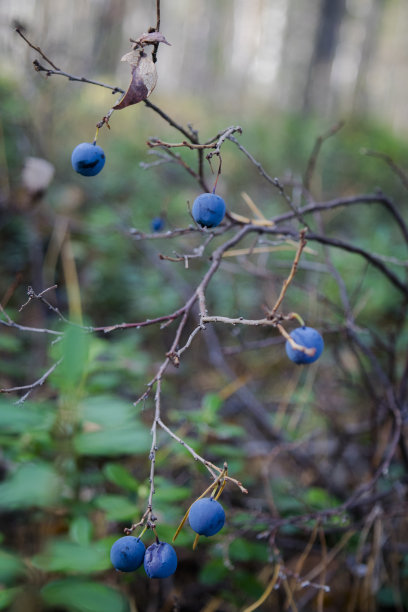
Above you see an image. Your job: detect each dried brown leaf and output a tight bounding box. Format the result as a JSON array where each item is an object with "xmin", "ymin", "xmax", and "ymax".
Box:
[
  {"xmin": 113, "ymin": 51, "xmax": 157, "ymax": 110},
  {"xmin": 139, "ymin": 32, "xmax": 171, "ymax": 46}
]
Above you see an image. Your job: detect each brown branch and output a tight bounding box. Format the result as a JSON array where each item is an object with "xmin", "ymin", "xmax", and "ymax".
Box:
[
  {"xmin": 269, "ymin": 229, "xmax": 307, "ymax": 316},
  {"xmin": 362, "ymin": 148, "xmax": 408, "ymax": 192},
  {"xmin": 303, "ymin": 121, "xmax": 345, "ymax": 192},
  {"xmin": 227, "ymin": 135, "xmax": 311, "ymax": 228},
  {"xmin": 272, "ymin": 193, "xmax": 408, "ymax": 245},
  {"xmin": 1, "ymin": 358, "xmax": 63, "ymax": 404},
  {"xmin": 32, "ymin": 59, "xmax": 125, "ymax": 94},
  {"xmin": 15, "ymin": 27, "xmax": 60, "ymax": 70},
  {"xmin": 144, "ymin": 100, "xmax": 199, "ymax": 143},
  {"xmin": 0, "ymin": 306, "xmax": 63, "ymax": 337}
]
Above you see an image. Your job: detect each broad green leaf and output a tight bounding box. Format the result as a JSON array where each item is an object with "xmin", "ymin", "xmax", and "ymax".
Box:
[
  {"xmin": 69, "ymin": 516, "xmax": 94, "ymax": 546},
  {"xmin": 232, "ymin": 570, "xmax": 263, "ymax": 598},
  {"xmin": 0, "ymin": 549, "xmax": 25, "ymax": 583},
  {"xmin": 0, "ymin": 334, "xmax": 22, "ymax": 352},
  {"xmin": 304, "ymin": 487, "xmax": 339, "ymax": 509},
  {"xmin": 0, "ymin": 587, "xmax": 21, "ymax": 610},
  {"xmin": 41, "ymin": 579, "xmax": 129, "ymax": 612},
  {"xmin": 229, "ymin": 538, "xmax": 268, "ymax": 563},
  {"xmin": 0, "ymin": 399, "xmax": 56, "ymax": 434},
  {"xmin": 201, "ymin": 393, "xmax": 223, "ymax": 423},
  {"xmin": 0, "ymin": 463, "xmax": 61, "ymax": 510},
  {"xmin": 103, "ymin": 463, "xmax": 139, "ymax": 492},
  {"xmin": 33, "ymin": 539, "xmax": 111, "ymax": 573},
  {"xmin": 74, "ymin": 426, "xmax": 151, "ymax": 456},
  {"xmin": 78, "ymin": 395, "xmax": 141, "ymax": 428},
  {"xmin": 52, "ymin": 325, "xmax": 90, "ymax": 392},
  {"xmin": 200, "ymin": 559, "xmax": 229, "ymax": 585},
  {"xmin": 94, "ymin": 495, "xmax": 137, "ymax": 521}
]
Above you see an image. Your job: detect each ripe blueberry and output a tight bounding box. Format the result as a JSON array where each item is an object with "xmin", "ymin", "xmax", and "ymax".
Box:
[
  {"xmin": 110, "ymin": 536, "xmax": 145, "ymax": 572},
  {"xmin": 285, "ymin": 326, "xmax": 324, "ymax": 365},
  {"xmin": 188, "ymin": 497, "xmax": 225, "ymax": 536},
  {"xmin": 192, "ymin": 193, "xmax": 226, "ymax": 228},
  {"xmin": 144, "ymin": 541, "xmax": 178, "ymax": 579},
  {"xmin": 71, "ymin": 142, "xmax": 105, "ymax": 176},
  {"xmin": 151, "ymin": 217, "xmax": 165, "ymax": 232}
]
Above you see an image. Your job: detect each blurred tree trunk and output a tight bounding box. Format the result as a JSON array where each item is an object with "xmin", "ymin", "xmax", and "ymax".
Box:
[
  {"xmin": 303, "ymin": 0, "xmax": 346, "ymax": 114},
  {"xmin": 352, "ymin": 0, "xmax": 384, "ymax": 115},
  {"xmin": 91, "ymin": 0, "xmax": 127, "ymax": 74}
]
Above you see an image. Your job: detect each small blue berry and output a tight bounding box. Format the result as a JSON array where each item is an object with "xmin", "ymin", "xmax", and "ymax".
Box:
[
  {"xmin": 144, "ymin": 541, "xmax": 178, "ymax": 579},
  {"xmin": 110, "ymin": 536, "xmax": 145, "ymax": 572},
  {"xmin": 192, "ymin": 193, "xmax": 226, "ymax": 228},
  {"xmin": 188, "ymin": 497, "xmax": 225, "ymax": 537},
  {"xmin": 151, "ymin": 217, "xmax": 165, "ymax": 232},
  {"xmin": 285, "ymin": 326, "xmax": 324, "ymax": 365},
  {"xmin": 71, "ymin": 142, "xmax": 105, "ymax": 176}
]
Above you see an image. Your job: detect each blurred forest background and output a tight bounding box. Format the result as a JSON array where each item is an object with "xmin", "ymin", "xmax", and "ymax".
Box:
[{"xmin": 1, "ymin": 0, "xmax": 408, "ymax": 611}]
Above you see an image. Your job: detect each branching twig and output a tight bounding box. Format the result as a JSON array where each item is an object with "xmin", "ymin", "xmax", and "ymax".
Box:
[
  {"xmin": 0, "ymin": 358, "xmax": 63, "ymax": 404},
  {"xmin": 303, "ymin": 121, "xmax": 345, "ymax": 192}
]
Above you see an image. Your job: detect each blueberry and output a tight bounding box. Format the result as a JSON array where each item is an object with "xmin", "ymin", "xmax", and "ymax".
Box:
[
  {"xmin": 192, "ymin": 193, "xmax": 226, "ymax": 228},
  {"xmin": 143, "ymin": 541, "xmax": 178, "ymax": 579},
  {"xmin": 285, "ymin": 326, "xmax": 324, "ymax": 365},
  {"xmin": 71, "ymin": 142, "xmax": 105, "ymax": 176},
  {"xmin": 188, "ymin": 497, "xmax": 225, "ymax": 536},
  {"xmin": 151, "ymin": 217, "xmax": 165, "ymax": 232},
  {"xmin": 110, "ymin": 536, "xmax": 145, "ymax": 572}
]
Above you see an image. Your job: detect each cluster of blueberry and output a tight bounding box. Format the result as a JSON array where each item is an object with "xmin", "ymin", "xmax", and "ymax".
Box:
[
  {"xmin": 71, "ymin": 143, "xmax": 227, "ymax": 230},
  {"xmin": 110, "ymin": 497, "xmax": 225, "ymax": 578},
  {"xmin": 73, "ymin": 142, "xmax": 323, "ymax": 579}
]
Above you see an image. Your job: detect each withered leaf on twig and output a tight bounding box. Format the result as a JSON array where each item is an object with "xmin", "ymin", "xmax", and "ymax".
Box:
[
  {"xmin": 135, "ymin": 32, "xmax": 171, "ymax": 46},
  {"xmin": 113, "ymin": 50, "xmax": 157, "ymax": 110}
]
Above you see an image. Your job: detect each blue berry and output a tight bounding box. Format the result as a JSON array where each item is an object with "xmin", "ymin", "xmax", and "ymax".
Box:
[
  {"xmin": 285, "ymin": 326, "xmax": 324, "ymax": 365},
  {"xmin": 151, "ymin": 217, "xmax": 165, "ymax": 232},
  {"xmin": 71, "ymin": 142, "xmax": 105, "ymax": 176},
  {"xmin": 110, "ymin": 536, "xmax": 145, "ymax": 572},
  {"xmin": 188, "ymin": 497, "xmax": 225, "ymax": 536},
  {"xmin": 144, "ymin": 541, "xmax": 178, "ymax": 579},
  {"xmin": 192, "ymin": 193, "xmax": 226, "ymax": 228}
]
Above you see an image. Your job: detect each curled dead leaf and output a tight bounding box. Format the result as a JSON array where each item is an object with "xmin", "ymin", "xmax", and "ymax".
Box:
[
  {"xmin": 113, "ymin": 50, "xmax": 157, "ymax": 110},
  {"xmin": 131, "ymin": 32, "xmax": 171, "ymax": 47}
]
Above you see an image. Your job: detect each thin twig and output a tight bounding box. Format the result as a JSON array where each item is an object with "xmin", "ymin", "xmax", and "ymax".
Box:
[
  {"xmin": 303, "ymin": 121, "xmax": 345, "ymax": 192},
  {"xmin": 1, "ymin": 358, "xmax": 63, "ymax": 404},
  {"xmin": 362, "ymin": 148, "xmax": 408, "ymax": 192},
  {"xmin": 15, "ymin": 27, "xmax": 60, "ymax": 70}
]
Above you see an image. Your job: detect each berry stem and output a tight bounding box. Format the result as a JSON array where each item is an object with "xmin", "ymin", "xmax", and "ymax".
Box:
[{"xmin": 289, "ymin": 312, "xmax": 306, "ymax": 327}]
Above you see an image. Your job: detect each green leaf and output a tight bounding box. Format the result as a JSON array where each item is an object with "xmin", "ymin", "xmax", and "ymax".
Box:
[
  {"xmin": 304, "ymin": 487, "xmax": 339, "ymax": 510},
  {"xmin": 201, "ymin": 393, "xmax": 223, "ymax": 423},
  {"xmin": 74, "ymin": 426, "xmax": 151, "ymax": 457},
  {"xmin": 0, "ymin": 548, "xmax": 25, "ymax": 583},
  {"xmin": 232, "ymin": 570, "xmax": 263, "ymax": 598},
  {"xmin": 0, "ymin": 463, "xmax": 61, "ymax": 510},
  {"xmin": 200, "ymin": 558, "xmax": 229, "ymax": 585},
  {"xmin": 69, "ymin": 516, "xmax": 94, "ymax": 546},
  {"xmin": 41, "ymin": 579, "xmax": 129, "ymax": 612},
  {"xmin": 0, "ymin": 398, "xmax": 56, "ymax": 434},
  {"xmin": 229, "ymin": 538, "xmax": 268, "ymax": 563},
  {"xmin": 103, "ymin": 463, "xmax": 139, "ymax": 492},
  {"xmin": 52, "ymin": 325, "xmax": 90, "ymax": 392},
  {"xmin": 0, "ymin": 333, "xmax": 22, "ymax": 352},
  {"xmin": 94, "ymin": 495, "xmax": 137, "ymax": 521},
  {"xmin": 0, "ymin": 587, "xmax": 21, "ymax": 610},
  {"xmin": 33, "ymin": 539, "xmax": 111, "ymax": 573},
  {"xmin": 78, "ymin": 395, "xmax": 139, "ymax": 428}
]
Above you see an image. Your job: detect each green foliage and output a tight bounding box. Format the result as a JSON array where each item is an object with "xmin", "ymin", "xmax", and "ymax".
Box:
[
  {"xmin": 33, "ymin": 538, "xmax": 112, "ymax": 573},
  {"xmin": 0, "ymin": 462, "xmax": 61, "ymax": 510},
  {"xmin": 0, "ymin": 548, "xmax": 25, "ymax": 583},
  {"xmin": 41, "ymin": 579, "xmax": 129, "ymax": 612}
]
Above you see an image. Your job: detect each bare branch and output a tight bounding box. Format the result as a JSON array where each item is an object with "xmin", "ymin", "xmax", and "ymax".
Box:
[{"xmin": 1, "ymin": 358, "xmax": 63, "ymax": 404}]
